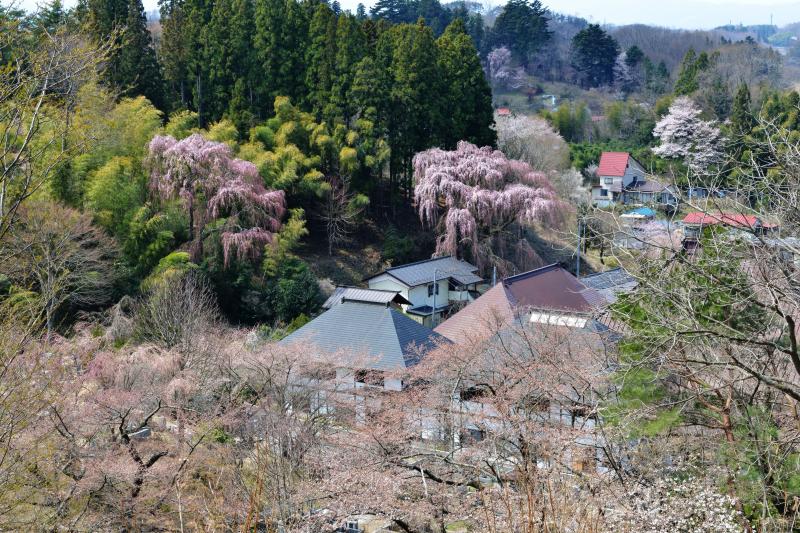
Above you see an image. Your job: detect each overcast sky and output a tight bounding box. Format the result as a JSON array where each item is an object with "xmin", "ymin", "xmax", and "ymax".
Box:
[{"xmin": 11, "ymin": 0, "xmax": 800, "ymax": 29}]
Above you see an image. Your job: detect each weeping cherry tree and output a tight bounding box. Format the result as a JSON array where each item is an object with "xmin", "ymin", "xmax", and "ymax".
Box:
[
  {"xmin": 147, "ymin": 133, "xmax": 286, "ymax": 266},
  {"xmin": 413, "ymin": 141, "xmax": 562, "ymax": 274}
]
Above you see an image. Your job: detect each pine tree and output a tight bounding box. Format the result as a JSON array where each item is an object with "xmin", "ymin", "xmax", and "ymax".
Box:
[
  {"xmin": 489, "ymin": 0, "xmax": 551, "ymax": 67},
  {"xmin": 436, "ymin": 19, "xmax": 495, "ymax": 148},
  {"xmin": 570, "ymin": 24, "xmax": 619, "ymax": 88}
]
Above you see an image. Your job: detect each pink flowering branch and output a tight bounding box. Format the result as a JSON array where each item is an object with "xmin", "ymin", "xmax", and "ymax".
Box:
[
  {"xmin": 413, "ymin": 141, "xmax": 563, "ymax": 274},
  {"xmin": 147, "ymin": 134, "xmax": 286, "ymax": 267}
]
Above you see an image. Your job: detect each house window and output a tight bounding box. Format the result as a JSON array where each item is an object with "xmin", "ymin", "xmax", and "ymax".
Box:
[
  {"xmin": 427, "ymin": 282, "xmax": 440, "ymax": 297},
  {"xmin": 603, "ymin": 177, "xmax": 613, "ymax": 184},
  {"xmin": 354, "ymin": 369, "xmax": 384, "ymax": 387}
]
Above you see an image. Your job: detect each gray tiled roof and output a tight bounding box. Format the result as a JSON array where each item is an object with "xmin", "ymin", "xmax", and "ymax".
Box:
[
  {"xmin": 322, "ymin": 287, "xmax": 410, "ymax": 309},
  {"xmin": 367, "ymin": 256, "xmax": 482, "ymax": 287},
  {"xmin": 581, "ymin": 268, "xmax": 637, "ymax": 304},
  {"xmin": 280, "ymin": 301, "xmax": 449, "ymax": 371}
]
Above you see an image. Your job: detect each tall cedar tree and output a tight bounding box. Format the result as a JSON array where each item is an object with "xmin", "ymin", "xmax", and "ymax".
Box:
[
  {"xmin": 571, "ymin": 24, "xmax": 619, "ymax": 88},
  {"xmin": 87, "ymin": 0, "xmax": 165, "ymax": 109},
  {"xmin": 305, "ymin": 2, "xmax": 338, "ymax": 119},
  {"xmin": 436, "ymin": 19, "xmax": 495, "ymax": 149},
  {"xmin": 381, "ymin": 20, "xmax": 443, "ymax": 191},
  {"xmin": 673, "ymin": 48, "xmax": 702, "ymax": 96},
  {"xmin": 489, "ymin": 0, "xmax": 551, "ymax": 67},
  {"xmin": 254, "ymin": 0, "xmax": 308, "ymax": 110},
  {"xmin": 207, "ymin": 0, "xmax": 255, "ymax": 129},
  {"xmin": 730, "ymin": 82, "xmax": 754, "ymax": 136},
  {"xmin": 329, "ymin": 14, "xmax": 367, "ymax": 123}
]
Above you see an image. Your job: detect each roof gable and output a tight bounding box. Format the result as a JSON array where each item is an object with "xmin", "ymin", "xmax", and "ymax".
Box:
[
  {"xmin": 597, "ymin": 152, "xmax": 630, "ymax": 177},
  {"xmin": 281, "ymin": 301, "xmax": 448, "ymax": 370},
  {"xmin": 323, "ymin": 287, "xmax": 410, "ymax": 309},
  {"xmin": 503, "ymin": 264, "xmax": 605, "ymax": 312},
  {"xmin": 435, "ymin": 265, "xmax": 606, "ymax": 344},
  {"xmin": 366, "ymin": 256, "xmax": 482, "ymax": 287}
]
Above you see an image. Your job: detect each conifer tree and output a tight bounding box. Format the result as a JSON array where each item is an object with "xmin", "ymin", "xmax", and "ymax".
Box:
[
  {"xmin": 674, "ymin": 48, "xmax": 700, "ymax": 96},
  {"xmin": 304, "ymin": 2, "xmax": 337, "ymax": 119},
  {"xmin": 87, "ymin": 0, "xmax": 165, "ymax": 109},
  {"xmin": 207, "ymin": 0, "xmax": 254, "ymax": 124},
  {"xmin": 436, "ymin": 19, "xmax": 495, "ymax": 148},
  {"xmin": 329, "ymin": 13, "xmax": 366, "ymax": 123},
  {"xmin": 730, "ymin": 82, "xmax": 754, "ymax": 136}
]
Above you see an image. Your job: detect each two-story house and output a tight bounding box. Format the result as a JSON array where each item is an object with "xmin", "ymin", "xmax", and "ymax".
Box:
[
  {"xmin": 364, "ymin": 256, "xmax": 483, "ymax": 327},
  {"xmin": 591, "ymin": 152, "xmax": 677, "ymax": 207}
]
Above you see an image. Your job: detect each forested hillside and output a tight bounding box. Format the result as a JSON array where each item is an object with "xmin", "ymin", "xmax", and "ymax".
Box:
[{"xmin": 2, "ymin": 0, "xmax": 800, "ymax": 530}]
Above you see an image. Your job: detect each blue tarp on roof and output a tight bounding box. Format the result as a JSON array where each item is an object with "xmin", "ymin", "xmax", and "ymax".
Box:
[{"xmin": 624, "ymin": 207, "xmax": 656, "ymax": 217}]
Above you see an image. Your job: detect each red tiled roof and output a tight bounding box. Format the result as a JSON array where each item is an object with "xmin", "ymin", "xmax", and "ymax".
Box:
[
  {"xmin": 597, "ymin": 152, "xmax": 630, "ymax": 177},
  {"xmin": 682, "ymin": 212, "xmax": 761, "ymax": 228},
  {"xmin": 496, "ymin": 107, "xmax": 511, "ymax": 116}
]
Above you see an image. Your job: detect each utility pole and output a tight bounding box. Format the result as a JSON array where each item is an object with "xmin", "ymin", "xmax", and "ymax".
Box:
[
  {"xmin": 576, "ymin": 217, "xmax": 584, "ymax": 278},
  {"xmin": 432, "ymin": 268, "xmax": 439, "ymax": 328}
]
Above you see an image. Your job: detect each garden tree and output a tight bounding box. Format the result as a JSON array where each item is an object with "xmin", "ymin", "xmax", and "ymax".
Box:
[
  {"xmin": 486, "ymin": 46, "xmax": 526, "ymax": 91},
  {"xmin": 147, "ymin": 132, "xmax": 287, "ymax": 265},
  {"xmin": 571, "ymin": 24, "xmax": 619, "ymax": 88},
  {"xmin": 652, "ymin": 96, "xmax": 724, "ymax": 176},
  {"xmin": 0, "ymin": 21, "xmax": 111, "ymax": 240},
  {"xmin": 304, "ymin": 2, "xmax": 338, "ymax": 119},
  {"xmin": 86, "ymin": 0, "xmax": 165, "ymax": 109},
  {"xmin": 0, "ymin": 200, "xmax": 118, "ymax": 336},
  {"xmin": 413, "ymin": 141, "xmax": 562, "ymax": 275},
  {"xmin": 489, "ymin": 0, "xmax": 551, "ymax": 67},
  {"xmin": 134, "ymin": 268, "xmax": 221, "ymax": 352},
  {"xmin": 435, "ymin": 19, "xmax": 496, "ymax": 149}
]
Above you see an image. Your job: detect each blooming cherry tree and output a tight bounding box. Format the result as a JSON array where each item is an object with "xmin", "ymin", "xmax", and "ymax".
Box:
[
  {"xmin": 653, "ymin": 96, "xmax": 724, "ymax": 174},
  {"xmin": 413, "ymin": 141, "xmax": 561, "ymax": 273},
  {"xmin": 147, "ymin": 133, "xmax": 286, "ymax": 266},
  {"xmin": 487, "ymin": 47, "xmax": 527, "ymax": 90}
]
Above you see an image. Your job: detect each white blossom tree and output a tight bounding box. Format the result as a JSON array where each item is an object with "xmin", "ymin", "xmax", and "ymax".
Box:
[{"xmin": 652, "ymin": 96, "xmax": 724, "ymax": 174}]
